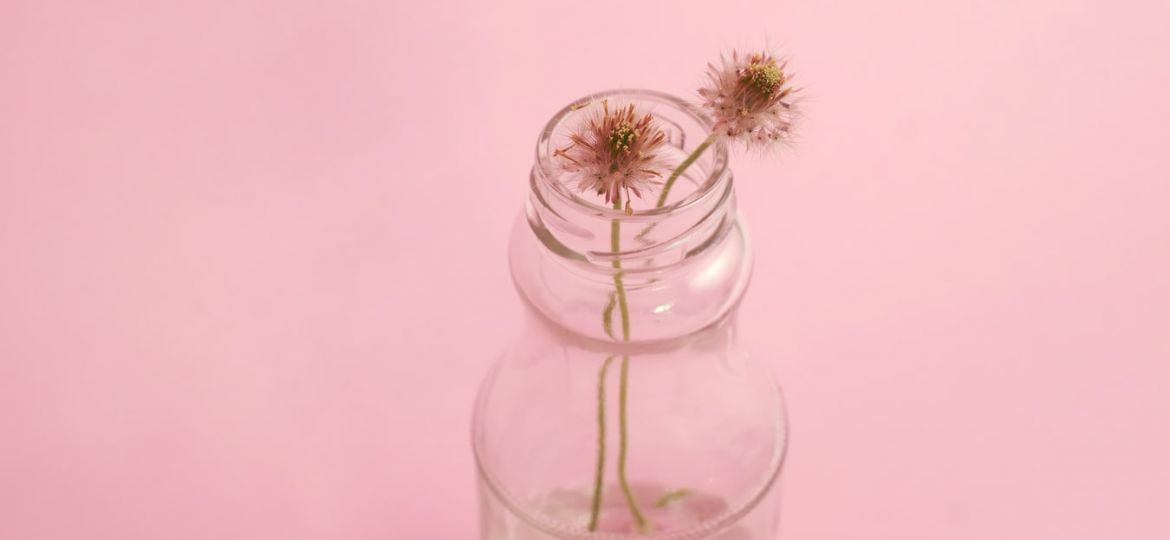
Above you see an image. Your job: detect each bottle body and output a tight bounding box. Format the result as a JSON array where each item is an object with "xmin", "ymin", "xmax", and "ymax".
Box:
[{"xmin": 474, "ymin": 90, "xmax": 787, "ymax": 539}]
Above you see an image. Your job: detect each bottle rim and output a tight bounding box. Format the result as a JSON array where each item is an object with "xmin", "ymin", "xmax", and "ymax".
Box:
[{"xmin": 533, "ymin": 89, "xmax": 731, "ymax": 221}]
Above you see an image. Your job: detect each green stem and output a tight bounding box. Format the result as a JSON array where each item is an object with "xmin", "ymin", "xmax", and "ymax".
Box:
[
  {"xmin": 611, "ymin": 200, "xmax": 631, "ymax": 342},
  {"xmin": 586, "ymin": 197, "xmax": 646, "ymax": 532},
  {"xmin": 589, "ymin": 136, "xmax": 715, "ymax": 530},
  {"xmin": 635, "ymin": 135, "xmax": 718, "ymax": 243},
  {"xmin": 610, "ymin": 199, "xmax": 644, "ymax": 526},
  {"xmin": 654, "ymin": 134, "xmax": 716, "ymax": 208},
  {"xmin": 617, "ymin": 355, "xmax": 647, "ymax": 531},
  {"xmin": 587, "ymin": 356, "xmax": 614, "ymax": 532}
]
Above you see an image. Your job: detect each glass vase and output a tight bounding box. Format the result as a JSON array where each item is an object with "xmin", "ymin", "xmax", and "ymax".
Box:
[{"xmin": 473, "ymin": 90, "xmax": 788, "ymax": 540}]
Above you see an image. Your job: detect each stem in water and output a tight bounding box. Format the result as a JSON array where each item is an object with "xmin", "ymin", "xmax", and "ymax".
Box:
[
  {"xmin": 588, "ymin": 196, "xmax": 647, "ymax": 532},
  {"xmin": 609, "ymin": 197, "xmax": 645, "ymax": 529},
  {"xmin": 617, "ymin": 355, "xmax": 648, "ymax": 531},
  {"xmin": 587, "ymin": 356, "xmax": 615, "ymax": 531}
]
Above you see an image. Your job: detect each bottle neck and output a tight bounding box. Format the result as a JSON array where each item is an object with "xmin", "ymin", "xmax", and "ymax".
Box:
[{"xmin": 510, "ymin": 89, "xmax": 751, "ymax": 346}]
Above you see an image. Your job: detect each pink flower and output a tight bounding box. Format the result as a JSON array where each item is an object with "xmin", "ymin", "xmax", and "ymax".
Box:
[
  {"xmin": 699, "ymin": 51, "xmax": 799, "ymax": 149},
  {"xmin": 554, "ymin": 100, "xmax": 671, "ymax": 212}
]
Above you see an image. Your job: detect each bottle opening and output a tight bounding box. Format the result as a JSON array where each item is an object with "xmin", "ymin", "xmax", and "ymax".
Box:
[
  {"xmin": 530, "ymin": 90, "xmax": 734, "ymax": 272},
  {"xmin": 535, "ymin": 89, "xmax": 729, "ymax": 218}
]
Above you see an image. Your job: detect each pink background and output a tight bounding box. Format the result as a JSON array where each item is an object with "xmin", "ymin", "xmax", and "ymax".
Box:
[{"xmin": 2, "ymin": 1, "xmax": 1168, "ymax": 538}]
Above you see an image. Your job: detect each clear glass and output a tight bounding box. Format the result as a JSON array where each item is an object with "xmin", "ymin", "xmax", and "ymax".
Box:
[{"xmin": 473, "ymin": 90, "xmax": 787, "ymax": 540}]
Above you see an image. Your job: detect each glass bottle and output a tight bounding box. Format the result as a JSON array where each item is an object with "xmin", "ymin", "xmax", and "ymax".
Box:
[{"xmin": 473, "ymin": 90, "xmax": 788, "ymax": 540}]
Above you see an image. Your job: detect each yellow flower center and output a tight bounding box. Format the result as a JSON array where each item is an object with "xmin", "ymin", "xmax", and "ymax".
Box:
[
  {"xmin": 608, "ymin": 123, "xmax": 637, "ymax": 158},
  {"xmin": 745, "ymin": 61, "xmax": 784, "ymax": 96}
]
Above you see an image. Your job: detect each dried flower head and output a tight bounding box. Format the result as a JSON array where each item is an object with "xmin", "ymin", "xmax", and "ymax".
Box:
[
  {"xmin": 554, "ymin": 100, "xmax": 670, "ymax": 212},
  {"xmin": 699, "ymin": 51, "xmax": 799, "ymax": 148}
]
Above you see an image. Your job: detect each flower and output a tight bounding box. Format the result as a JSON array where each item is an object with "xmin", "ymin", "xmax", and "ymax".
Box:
[
  {"xmin": 699, "ymin": 51, "xmax": 799, "ymax": 149},
  {"xmin": 554, "ymin": 100, "xmax": 671, "ymax": 213}
]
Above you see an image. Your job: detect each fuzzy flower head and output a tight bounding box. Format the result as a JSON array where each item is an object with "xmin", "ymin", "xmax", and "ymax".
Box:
[
  {"xmin": 699, "ymin": 51, "xmax": 799, "ymax": 149},
  {"xmin": 554, "ymin": 100, "xmax": 670, "ymax": 213}
]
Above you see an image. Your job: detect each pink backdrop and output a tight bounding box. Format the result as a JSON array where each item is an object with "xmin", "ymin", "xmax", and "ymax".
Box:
[{"xmin": 2, "ymin": 1, "xmax": 1168, "ymax": 538}]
